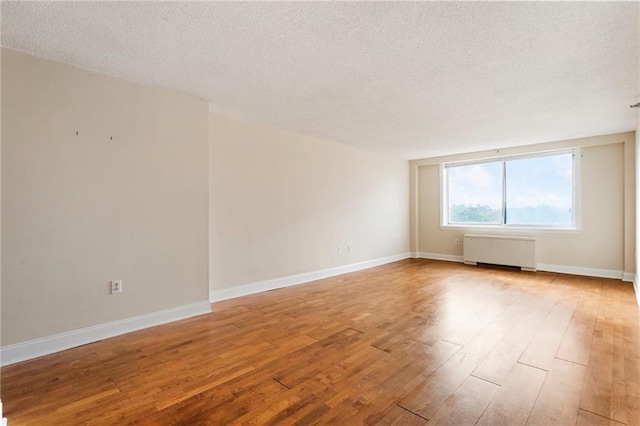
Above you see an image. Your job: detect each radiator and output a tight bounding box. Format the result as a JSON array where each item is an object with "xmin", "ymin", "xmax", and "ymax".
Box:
[{"xmin": 463, "ymin": 234, "xmax": 537, "ymax": 271}]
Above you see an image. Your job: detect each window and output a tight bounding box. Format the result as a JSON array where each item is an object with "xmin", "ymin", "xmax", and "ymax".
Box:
[{"xmin": 442, "ymin": 150, "xmax": 577, "ymax": 229}]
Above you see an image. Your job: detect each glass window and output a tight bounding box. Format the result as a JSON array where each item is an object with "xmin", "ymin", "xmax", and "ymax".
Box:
[
  {"xmin": 443, "ymin": 150, "xmax": 576, "ymax": 228},
  {"xmin": 447, "ymin": 162, "xmax": 503, "ymax": 225}
]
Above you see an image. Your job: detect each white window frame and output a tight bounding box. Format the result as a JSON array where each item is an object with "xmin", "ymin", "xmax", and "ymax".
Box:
[{"xmin": 440, "ymin": 148, "xmax": 581, "ymax": 233}]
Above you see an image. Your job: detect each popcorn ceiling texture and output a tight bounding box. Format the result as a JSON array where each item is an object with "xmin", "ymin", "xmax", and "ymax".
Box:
[{"xmin": 1, "ymin": 1, "xmax": 638, "ymax": 159}]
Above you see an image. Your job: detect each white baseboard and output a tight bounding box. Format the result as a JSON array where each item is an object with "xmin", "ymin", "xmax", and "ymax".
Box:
[
  {"xmin": 414, "ymin": 252, "xmax": 634, "ymax": 284},
  {"xmin": 537, "ymin": 263, "xmax": 624, "ymax": 280},
  {"xmin": 210, "ymin": 253, "xmax": 411, "ymax": 302},
  {"xmin": 419, "ymin": 254, "xmax": 640, "ymax": 306},
  {"xmin": 416, "ymin": 252, "xmax": 464, "ymax": 263},
  {"xmin": 0, "ymin": 301, "xmax": 211, "ymax": 367}
]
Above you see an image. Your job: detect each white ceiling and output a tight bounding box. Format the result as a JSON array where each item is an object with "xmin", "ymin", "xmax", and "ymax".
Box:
[{"xmin": 2, "ymin": 1, "xmax": 638, "ymax": 159}]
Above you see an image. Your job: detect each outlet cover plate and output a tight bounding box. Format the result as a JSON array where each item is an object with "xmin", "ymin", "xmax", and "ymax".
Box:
[{"xmin": 111, "ymin": 280, "xmax": 123, "ymax": 294}]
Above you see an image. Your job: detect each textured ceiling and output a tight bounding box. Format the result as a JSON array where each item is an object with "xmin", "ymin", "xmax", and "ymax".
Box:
[{"xmin": 2, "ymin": 1, "xmax": 638, "ymax": 159}]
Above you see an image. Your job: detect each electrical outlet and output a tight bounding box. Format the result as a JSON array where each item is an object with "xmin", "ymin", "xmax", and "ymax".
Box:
[
  {"xmin": 455, "ymin": 238, "xmax": 460, "ymax": 245},
  {"xmin": 338, "ymin": 246, "xmax": 342, "ymax": 254},
  {"xmin": 347, "ymin": 245, "xmax": 351, "ymax": 252},
  {"xmin": 111, "ymin": 280, "xmax": 123, "ymax": 294}
]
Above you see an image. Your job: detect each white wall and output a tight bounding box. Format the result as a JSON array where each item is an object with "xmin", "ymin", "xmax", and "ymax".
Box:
[
  {"xmin": 1, "ymin": 49, "xmax": 210, "ymax": 346},
  {"xmin": 410, "ymin": 132, "xmax": 636, "ymax": 277},
  {"xmin": 209, "ymin": 113, "xmax": 409, "ymax": 291}
]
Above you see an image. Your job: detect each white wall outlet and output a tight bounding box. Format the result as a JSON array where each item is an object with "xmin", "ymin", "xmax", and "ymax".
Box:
[
  {"xmin": 111, "ymin": 280, "xmax": 123, "ymax": 294},
  {"xmin": 338, "ymin": 246, "xmax": 342, "ymax": 254},
  {"xmin": 347, "ymin": 245, "xmax": 351, "ymax": 252},
  {"xmin": 455, "ymin": 238, "xmax": 460, "ymax": 246}
]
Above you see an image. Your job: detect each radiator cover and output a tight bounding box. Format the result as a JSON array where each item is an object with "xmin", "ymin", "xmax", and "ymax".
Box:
[{"xmin": 463, "ymin": 234, "xmax": 537, "ymax": 271}]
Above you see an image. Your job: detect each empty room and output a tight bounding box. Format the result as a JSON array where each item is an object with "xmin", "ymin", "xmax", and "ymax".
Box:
[{"xmin": 1, "ymin": 1, "xmax": 639, "ymax": 425}]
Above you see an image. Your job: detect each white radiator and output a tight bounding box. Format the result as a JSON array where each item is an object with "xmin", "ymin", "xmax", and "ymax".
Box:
[{"xmin": 463, "ymin": 234, "xmax": 537, "ymax": 271}]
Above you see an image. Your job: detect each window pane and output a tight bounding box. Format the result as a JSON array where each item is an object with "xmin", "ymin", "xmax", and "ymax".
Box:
[
  {"xmin": 505, "ymin": 154, "xmax": 573, "ymax": 226},
  {"xmin": 448, "ymin": 162, "xmax": 503, "ymax": 224}
]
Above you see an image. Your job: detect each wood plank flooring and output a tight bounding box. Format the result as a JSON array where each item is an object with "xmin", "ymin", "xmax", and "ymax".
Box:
[{"xmin": 2, "ymin": 259, "xmax": 640, "ymax": 425}]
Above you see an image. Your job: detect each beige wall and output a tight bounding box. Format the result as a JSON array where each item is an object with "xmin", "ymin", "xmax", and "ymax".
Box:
[
  {"xmin": 1, "ymin": 47, "xmax": 634, "ymax": 353},
  {"xmin": 624, "ymin": 138, "xmax": 636, "ymax": 275},
  {"xmin": 1, "ymin": 46, "xmax": 3, "ymax": 385},
  {"xmin": 209, "ymin": 114, "xmax": 409, "ymax": 290},
  {"xmin": 411, "ymin": 132, "xmax": 636, "ymax": 274},
  {"xmin": 637, "ymin": 113, "xmax": 640, "ymax": 288},
  {"xmin": 1, "ymin": 49, "xmax": 209, "ymax": 346}
]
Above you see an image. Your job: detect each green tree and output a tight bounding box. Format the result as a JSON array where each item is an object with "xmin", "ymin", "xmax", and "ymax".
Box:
[{"xmin": 450, "ymin": 204, "xmax": 501, "ymax": 224}]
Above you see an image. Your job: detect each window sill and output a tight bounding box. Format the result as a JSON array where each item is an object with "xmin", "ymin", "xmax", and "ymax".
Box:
[{"xmin": 439, "ymin": 224, "xmax": 581, "ymax": 234}]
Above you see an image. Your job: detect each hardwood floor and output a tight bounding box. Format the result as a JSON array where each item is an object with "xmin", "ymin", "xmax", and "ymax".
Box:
[{"xmin": 2, "ymin": 259, "xmax": 640, "ymax": 425}]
